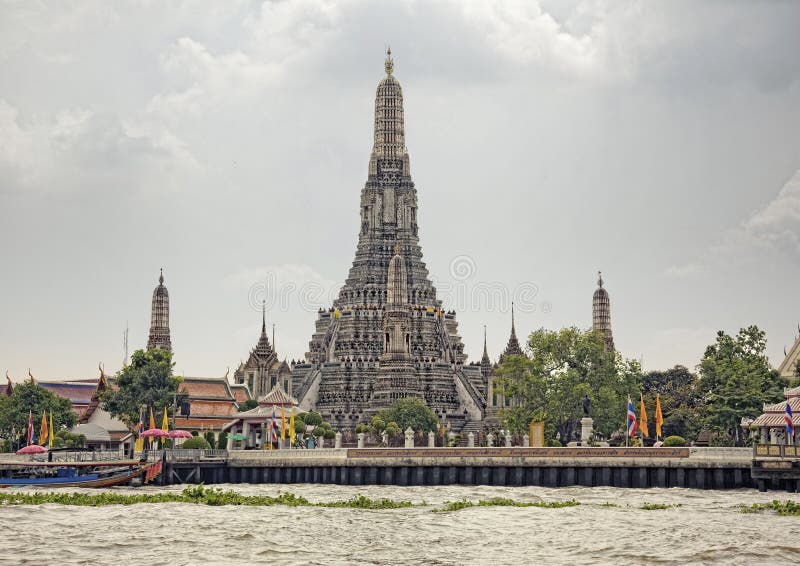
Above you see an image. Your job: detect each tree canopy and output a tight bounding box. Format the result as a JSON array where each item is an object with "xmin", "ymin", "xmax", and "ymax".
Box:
[
  {"xmin": 641, "ymin": 365, "xmax": 701, "ymax": 440},
  {"xmin": 0, "ymin": 381, "xmax": 77, "ymax": 442},
  {"xmin": 373, "ymin": 397, "xmax": 439, "ymax": 433},
  {"xmin": 697, "ymin": 326, "xmax": 784, "ymax": 443},
  {"xmin": 100, "ymin": 348, "xmax": 181, "ymax": 430},
  {"xmin": 495, "ymin": 327, "xmax": 641, "ymax": 440}
]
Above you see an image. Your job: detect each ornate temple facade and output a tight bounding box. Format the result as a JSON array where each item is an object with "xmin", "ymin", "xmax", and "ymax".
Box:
[
  {"xmin": 234, "ymin": 303, "xmax": 292, "ymax": 400},
  {"xmin": 592, "ymin": 271, "xmax": 614, "ymax": 351},
  {"xmin": 292, "ymin": 51, "xmax": 485, "ymax": 431},
  {"xmin": 147, "ymin": 269, "xmax": 171, "ymax": 351}
]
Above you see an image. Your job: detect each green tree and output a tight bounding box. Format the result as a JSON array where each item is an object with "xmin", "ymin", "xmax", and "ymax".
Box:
[
  {"xmin": 496, "ymin": 327, "xmax": 642, "ymax": 441},
  {"xmin": 53, "ymin": 430, "xmax": 85, "ymax": 449},
  {"xmin": 203, "ymin": 431, "xmax": 216, "ymax": 449},
  {"xmin": 182, "ymin": 436, "xmax": 210, "ymax": 449},
  {"xmin": 217, "ymin": 431, "xmax": 228, "ymax": 449},
  {"xmin": 0, "ymin": 381, "xmax": 77, "ymax": 445},
  {"xmin": 641, "ymin": 365, "xmax": 701, "ymax": 440},
  {"xmin": 697, "ymin": 326, "xmax": 784, "ymax": 444},
  {"xmin": 100, "ymin": 349, "xmax": 181, "ymax": 430},
  {"xmin": 373, "ymin": 398, "xmax": 438, "ymax": 433},
  {"xmin": 240, "ymin": 400, "xmax": 259, "ymax": 411}
]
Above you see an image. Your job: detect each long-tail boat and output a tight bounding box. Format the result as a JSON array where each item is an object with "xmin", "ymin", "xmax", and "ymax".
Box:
[{"xmin": 0, "ymin": 459, "xmax": 160, "ymax": 488}]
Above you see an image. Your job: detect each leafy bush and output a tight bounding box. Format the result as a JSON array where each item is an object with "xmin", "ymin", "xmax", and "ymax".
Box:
[
  {"xmin": 217, "ymin": 431, "xmax": 227, "ymax": 449},
  {"xmin": 354, "ymin": 424, "xmax": 369, "ymax": 434},
  {"xmin": 181, "ymin": 436, "xmax": 210, "ymax": 449},
  {"xmin": 548, "ymin": 439, "xmax": 562, "ymax": 447},
  {"xmin": 294, "ymin": 419, "xmax": 306, "ymax": 434},
  {"xmin": 663, "ymin": 435, "xmax": 686, "ymax": 447},
  {"xmin": 303, "ymin": 412, "xmax": 324, "ymax": 427},
  {"xmin": 203, "ymin": 431, "xmax": 216, "ymax": 449},
  {"xmin": 191, "ymin": 430, "xmax": 199, "ymax": 437},
  {"xmin": 323, "ymin": 430, "xmax": 336, "ymax": 440},
  {"xmin": 312, "ymin": 427, "xmax": 326, "ymax": 437}
]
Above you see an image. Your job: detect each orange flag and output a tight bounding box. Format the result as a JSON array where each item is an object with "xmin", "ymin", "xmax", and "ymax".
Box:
[
  {"xmin": 639, "ymin": 394, "xmax": 649, "ymax": 438},
  {"xmin": 655, "ymin": 394, "xmax": 664, "ymax": 439},
  {"xmin": 39, "ymin": 411, "xmax": 48, "ymax": 446}
]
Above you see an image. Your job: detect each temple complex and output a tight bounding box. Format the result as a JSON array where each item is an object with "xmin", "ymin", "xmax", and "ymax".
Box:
[
  {"xmin": 592, "ymin": 271, "xmax": 614, "ymax": 351},
  {"xmin": 291, "ymin": 50, "xmax": 485, "ymax": 431},
  {"xmin": 147, "ymin": 269, "xmax": 171, "ymax": 352}
]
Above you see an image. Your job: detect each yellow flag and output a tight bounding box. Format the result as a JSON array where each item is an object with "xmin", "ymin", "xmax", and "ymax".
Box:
[
  {"xmin": 49, "ymin": 411, "xmax": 54, "ymax": 448},
  {"xmin": 289, "ymin": 408, "xmax": 295, "ymax": 447},
  {"xmin": 39, "ymin": 411, "xmax": 48, "ymax": 446},
  {"xmin": 149, "ymin": 407, "xmax": 156, "ymax": 445},
  {"xmin": 655, "ymin": 394, "xmax": 664, "ymax": 439},
  {"xmin": 639, "ymin": 393, "xmax": 650, "ymax": 438},
  {"xmin": 161, "ymin": 407, "xmax": 169, "ymax": 431},
  {"xmin": 281, "ymin": 407, "xmax": 286, "ymax": 444}
]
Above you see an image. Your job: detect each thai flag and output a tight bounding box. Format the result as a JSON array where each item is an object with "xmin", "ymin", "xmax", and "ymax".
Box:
[
  {"xmin": 27, "ymin": 409, "xmax": 34, "ymax": 445},
  {"xmin": 627, "ymin": 397, "xmax": 638, "ymax": 437},
  {"xmin": 270, "ymin": 408, "xmax": 278, "ymax": 442},
  {"xmin": 786, "ymin": 402, "xmax": 794, "ymax": 438}
]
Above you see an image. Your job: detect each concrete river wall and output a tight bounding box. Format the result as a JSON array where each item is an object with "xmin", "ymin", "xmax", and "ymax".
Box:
[{"xmin": 164, "ymin": 447, "xmax": 755, "ymax": 490}]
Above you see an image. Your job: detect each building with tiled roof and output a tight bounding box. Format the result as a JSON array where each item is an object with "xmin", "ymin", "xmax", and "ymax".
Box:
[
  {"xmin": 38, "ymin": 380, "xmax": 99, "ymax": 417},
  {"xmin": 222, "ymin": 385, "xmax": 298, "ymax": 448},
  {"xmin": 175, "ymin": 375, "xmax": 251, "ymax": 432},
  {"xmin": 751, "ymin": 386, "xmax": 800, "ymax": 444},
  {"xmin": 777, "ymin": 331, "xmax": 800, "ymax": 380}
]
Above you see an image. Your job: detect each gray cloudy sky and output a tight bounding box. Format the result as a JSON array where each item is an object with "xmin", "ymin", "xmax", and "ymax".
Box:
[{"xmin": 2, "ymin": 0, "xmax": 800, "ymax": 381}]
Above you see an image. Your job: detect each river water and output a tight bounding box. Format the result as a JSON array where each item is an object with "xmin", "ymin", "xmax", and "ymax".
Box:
[{"xmin": 2, "ymin": 484, "xmax": 799, "ymax": 565}]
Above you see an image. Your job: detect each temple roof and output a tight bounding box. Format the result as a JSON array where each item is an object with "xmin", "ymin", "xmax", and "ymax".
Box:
[
  {"xmin": 499, "ymin": 303, "xmax": 525, "ymax": 362},
  {"xmin": 179, "ymin": 376, "xmax": 236, "ymax": 401},
  {"xmin": 752, "ymin": 390, "xmax": 800, "ymax": 427},
  {"xmin": 258, "ymin": 385, "xmax": 298, "ymax": 407},
  {"xmin": 38, "ymin": 381, "xmax": 97, "ymax": 407}
]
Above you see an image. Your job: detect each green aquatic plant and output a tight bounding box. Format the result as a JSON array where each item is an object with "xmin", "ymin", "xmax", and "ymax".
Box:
[
  {"xmin": 432, "ymin": 499, "xmax": 475, "ymax": 513},
  {"xmin": 737, "ymin": 500, "xmax": 800, "ymax": 516},
  {"xmin": 640, "ymin": 502, "xmax": 682, "ymax": 510},
  {"xmin": 318, "ymin": 494, "xmax": 413, "ymax": 509},
  {"xmin": 432, "ymin": 498, "xmax": 579, "ymax": 513}
]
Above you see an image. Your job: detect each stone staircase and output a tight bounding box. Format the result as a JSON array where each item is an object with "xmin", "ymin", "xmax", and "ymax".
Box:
[{"xmin": 457, "ymin": 420, "xmax": 483, "ymax": 446}]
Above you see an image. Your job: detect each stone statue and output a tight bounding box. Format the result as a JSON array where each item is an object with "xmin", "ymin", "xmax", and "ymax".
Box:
[{"xmin": 582, "ymin": 394, "xmax": 591, "ymax": 416}]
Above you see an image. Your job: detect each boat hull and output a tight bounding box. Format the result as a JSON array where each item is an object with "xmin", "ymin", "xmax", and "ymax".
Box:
[{"xmin": 0, "ymin": 465, "xmax": 148, "ymax": 489}]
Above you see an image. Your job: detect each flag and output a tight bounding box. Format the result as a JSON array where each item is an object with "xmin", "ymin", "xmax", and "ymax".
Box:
[
  {"xmin": 137, "ymin": 409, "xmax": 144, "ymax": 436},
  {"xmin": 271, "ymin": 407, "xmax": 278, "ymax": 443},
  {"xmin": 289, "ymin": 407, "xmax": 295, "ymax": 447},
  {"xmin": 161, "ymin": 407, "xmax": 169, "ymax": 432},
  {"xmin": 27, "ymin": 409, "xmax": 34, "ymax": 445},
  {"xmin": 49, "ymin": 411, "xmax": 54, "ymax": 448},
  {"xmin": 786, "ymin": 402, "xmax": 794, "ymax": 438},
  {"xmin": 39, "ymin": 411, "xmax": 48, "ymax": 446},
  {"xmin": 639, "ymin": 394, "xmax": 649, "ymax": 438},
  {"xmin": 281, "ymin": 407, "xmax": 286, "ymax": 444},
  {"xmin": 148, "ymin": 406, "xmax": 156, "ymax": 445},
  {"xmin": 655, "ymin": 394, "xmax": 664, "ymax": 439},
  {"xmin": 627, "ymin": 397, "xmax": 638, "ymax": 438}
]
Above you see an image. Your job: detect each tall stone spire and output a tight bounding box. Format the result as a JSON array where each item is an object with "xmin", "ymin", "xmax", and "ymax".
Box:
[
  {"xmin": 147, "ymin": 268, "xmax": 171, "ymax": 351},
  {"xmin": 297, "ymin": 51, "xmax": 479, "ymax": 428},
  {"xmin": 499, "ymin": 303, "xmax": 525, "ymax": 362},
  {"xmin": 592, "ymin": 271, "xmax": 614, "ymax": 351},
  {"xmin": 375, "ymin": 246, "xmax": 418, "ymax": 407}
]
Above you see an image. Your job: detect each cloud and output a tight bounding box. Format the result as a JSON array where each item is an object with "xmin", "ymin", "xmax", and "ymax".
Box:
[
  {"xmin": 744, "ymin": 169, "xmax": 800, "ymax": 257},
  {"xmin": 0, "ymin": 98, "xmax": 202, "ymax": 195}
]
